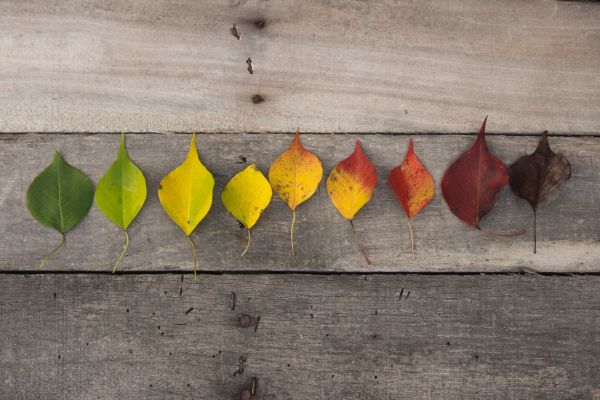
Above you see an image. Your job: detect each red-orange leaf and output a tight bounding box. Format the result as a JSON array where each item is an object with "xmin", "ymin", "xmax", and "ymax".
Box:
[
  {"xmin": 327, "ymin": 140, "xmax": 377, "ymax": 220},
  {"xmin": 388, "ymin": 138, "xmax": 435, "ymax": 259},
  {"xmin": 388, "ymin": 139, "xmax": 435, "ymax": 218},
  {"xmin": 441, "ymin": 117, "xmax": 520, "ymax": 236}
]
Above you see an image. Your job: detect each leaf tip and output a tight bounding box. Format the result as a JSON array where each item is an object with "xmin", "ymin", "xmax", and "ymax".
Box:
[
  {"xmin": 119, "ymin": 131, "xmax": 127, "ymax": 154},
  {"xmin": 479, "ymin": 116, "xmax": 488, "ymax": 136},
  {"xmin": 407, "ymin": 137, "xmax": 414, "ymax": 155},
  {"xmin": 187, "ymin": 132, "xmax": 199, "ymax": 160},
  {"xmin": 353, "ymin": 139, "xmax": 364, "ymax": 154},
  {"xmin": 52, "ymin": 150, "xmax": 64, "ymax": 164},
  {"xmin": 291, "ymin": 130, "xmax": 302, "ymax": 149},
  {"xmin": 535, "ymin": 130, "xmax": 554, "ymax": 156}
]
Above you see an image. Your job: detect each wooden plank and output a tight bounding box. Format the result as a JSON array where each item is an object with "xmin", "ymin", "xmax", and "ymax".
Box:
[
  {"xmin": 1, "ymin": 133, "xmax": 598, "ymax": 273},
  {"xmin": 1, "ymin": 273, "xmax": 600, "ymax": 399},
  {"xmin": 0, "ymin": 0, "xmax": 599, "ymax": 134}
]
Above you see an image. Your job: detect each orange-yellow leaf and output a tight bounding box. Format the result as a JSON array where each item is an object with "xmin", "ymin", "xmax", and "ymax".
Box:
[
  {"xmin": 326, "ymin": 140, "xmax": 377, "ymax": 220},
  {"xmin": 269, "ymin": 132, "xmax": 322, "ymax": 210},
  {"xmin": 388, "ymin": 138, "xmax": 435, "ymax": 218}
]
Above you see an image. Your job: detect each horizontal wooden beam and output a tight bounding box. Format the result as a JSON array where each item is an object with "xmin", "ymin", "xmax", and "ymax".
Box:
[
  {"xmin": 0, "ymin": 0, "xmax": 599, "ymax": 133},
  {"xmin": 1, "ymin": 274, "xmax": 599, "ymax": 399},
  {"xmin": 1, "ymin": 133, "xmax": 598, "ymax": 272}
]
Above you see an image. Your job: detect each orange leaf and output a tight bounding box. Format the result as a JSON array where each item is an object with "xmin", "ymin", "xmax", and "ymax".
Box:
[
  {"xmin": 388, "ymin": 138, "xmax": 435, "ymax": 218},
  {"xmin": 269, "ymin": 131, "xmax": 323, "ymax": 255},
  {"xmin": 326, "ymin": 140, "xmax": 377, "ymax": 221},
  {"xmin": 269, "ymin": 132, "xmax": 322, "ymax": 211}
]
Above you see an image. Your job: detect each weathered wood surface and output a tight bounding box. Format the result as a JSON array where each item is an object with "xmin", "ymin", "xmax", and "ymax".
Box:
[
  {"xmin": 2, "ymin": 273, "xmax": 600, "ymax": 399},
  {"xmin": 2, "ymin": 133, "xmax": 598, "ymax": 273},
  {"xmin": 0, "ymin": 0, "xmax": 599, "ymax": 134}
]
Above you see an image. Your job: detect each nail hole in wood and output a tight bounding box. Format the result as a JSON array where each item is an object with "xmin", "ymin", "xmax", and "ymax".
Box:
[{"xmin": 252, "ymin": 94, "xmax": 265, "ymax": 104}]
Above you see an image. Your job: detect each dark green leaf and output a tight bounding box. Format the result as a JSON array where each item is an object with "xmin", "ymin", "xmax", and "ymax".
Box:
[{"xmin": 26, "ymin": 151, "xmax": 94, "ymax": 234}]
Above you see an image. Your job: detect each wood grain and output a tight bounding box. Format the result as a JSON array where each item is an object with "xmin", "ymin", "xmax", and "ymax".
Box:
[
  {"xmin": 0, "ymin": 0, "xmax": 599, "ymax": 133},
  {"xmin": 2, "ymin": 133, "xmax": 598, "ymax": 273},
  {"xmin": 2, "ymin": 273, "xmax": 600, "ymax": 399}
]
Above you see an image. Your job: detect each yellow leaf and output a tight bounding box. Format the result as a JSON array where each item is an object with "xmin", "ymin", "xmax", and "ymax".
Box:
[
  {"xmin": 158, "ymin": 134, "xmax": 214, "ymax": 236},
  {"xmin": 158, "ymin": 133, "xmax": 214, "ymax": 279},
  {"xmin": 268, "ymin": 132, "xmax": 322, "ymax": 211},
  {"xmin": 222, "ymin": 164, "xmax": 272, "ymax": 230},
  {"xmin": 222, "ymin": 164, "xmax": 272, "ymax": 256}
]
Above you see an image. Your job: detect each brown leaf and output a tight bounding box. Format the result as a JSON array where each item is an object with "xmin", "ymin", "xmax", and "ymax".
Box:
[{"xmin": 509, "ymin": 131, "xmax": 571, "ymax": 253}]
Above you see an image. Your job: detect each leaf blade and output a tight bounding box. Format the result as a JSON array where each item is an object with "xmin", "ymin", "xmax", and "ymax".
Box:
[
  {"xmin": 441, "ymin": 117, "xmax": 508, "ymax": 229},
  {"xmin": 26, "ymin": 151, "xmax": 95, "ymax": 234},
  {"xmin": 222, "ymin": 164, "xmax": 272, "ymax": 229},
  {"xmin": 158, "ymin": 133, "xmax": 215, "ymax": 236},
  {"xmin": 268, "ymin": 132, "xmax": 323, "ymax": 211},
  {"xmin": 388, "ymin": 138, "xmax": 435, "ymax": 218},
  {"xmin": 95, "ymin": 133, "xmax": 147, "ymax": 230},
  {"xmin": 509, "ymin": 131, "xmax": 571, "ymax": 210},
  {"xmin": 326, "ymin": 140, "xmax": 377, "ymax": 220}
]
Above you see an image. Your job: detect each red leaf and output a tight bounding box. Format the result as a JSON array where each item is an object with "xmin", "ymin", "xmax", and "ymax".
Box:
[{"xmin": 441, "ymin": 117, "xmax": 520, "ymax": 235}]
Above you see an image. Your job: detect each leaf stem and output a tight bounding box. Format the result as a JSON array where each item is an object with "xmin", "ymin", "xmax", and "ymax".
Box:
[
  {"xmin": 350, "ymin": 220, "xmax": 371, "ymax": 265},
  {"xmin": 407, "ymin": 218, "xmax": 415, "ymax": 261},
  {"xmin": 533, "ymin": 209, "xmax": 537, "ymax": 254},
  {"xmin": 39, "ymin": 234, "xmax": 65, "ymax": 268},
  {"xmin": 186, "ymin": 235, "xmax": 198, "ymax": 281},
  {"xmin": 290, "ymin": 210, "xmax": 296, "ymax": 256},
  {"xmin": 112, "ymin": 230, "xmax": 130, "ymax": 274},
  {"xmin": 241, "ymin": 228, "xmax": 251, "ymax": 257}
]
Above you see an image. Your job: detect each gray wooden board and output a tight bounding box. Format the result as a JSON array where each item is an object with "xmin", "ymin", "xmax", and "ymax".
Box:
[
  {"xmin": 1, "ymin": 133, "xmax": 599, "ymax": 273},
  {"xmin": 0, "ymin": 0, "xmax": 599, "ymax": 134},
  {"xmin": 1, "ymin": 273, "xmax": 600, "ymax": 399}
]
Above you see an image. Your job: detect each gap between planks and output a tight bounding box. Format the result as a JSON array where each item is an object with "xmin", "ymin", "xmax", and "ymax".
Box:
[
  {"xmin": 2, "ymin": 131, "xmax": 600, "ymax": 138},
  {"xmin": 0, "ymin": 270, "xmax": 586, "ymax": 276}
]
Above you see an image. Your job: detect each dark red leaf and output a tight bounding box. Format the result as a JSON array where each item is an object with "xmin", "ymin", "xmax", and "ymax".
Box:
[
  {"xmin": 508, "ymin": 131, "xmax": 571, "ymax": 253},
  {"xmin": 441, "ymin": 117, "xmax": 520, "ymax": 236}
]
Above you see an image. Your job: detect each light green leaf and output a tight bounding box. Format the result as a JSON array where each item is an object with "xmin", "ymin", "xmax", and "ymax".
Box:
[
  {"xmin": 26, "ymin": 151, "xmax": 95, "ymax": 267},
  {"xmin": 95, "ymin": 133, "xmax": 147, "ymax": 272}
]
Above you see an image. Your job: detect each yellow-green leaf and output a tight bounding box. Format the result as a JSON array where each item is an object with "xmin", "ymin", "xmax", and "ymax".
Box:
[
  {"xmin": 96, "ymin": 133, "xmax": 147, "ymax": 230},
  {"xmin": 222, "ymin": 164, "xmax": 272, "ymax": 255},
  {"xmin": 95, "ymin": 133, "xmax": 147, "ymax": 272},
  {"xmin": 158, "ymin": 133, "xmax": 214, "ymax": 279}
]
